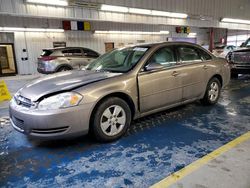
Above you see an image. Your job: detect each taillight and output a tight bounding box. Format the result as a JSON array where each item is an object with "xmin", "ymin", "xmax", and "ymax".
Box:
[{"xmin": 38, "ymin": 56, "xmax": 57, "ymax": 61}]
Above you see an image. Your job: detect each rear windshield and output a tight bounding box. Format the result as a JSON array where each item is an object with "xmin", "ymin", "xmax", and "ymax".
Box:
[
  {"xmin": 41, "ymin": 50, "xmax": 54, "ymax": 57},
  {"xmin": 41, "ymin": 49, "xmax": 65, "ymax": 57}
]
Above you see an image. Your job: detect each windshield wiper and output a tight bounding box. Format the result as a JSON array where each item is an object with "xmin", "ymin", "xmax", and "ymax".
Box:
[{"xmin": 102, "ymin": 69, "xmax": 124, "ymax": 73}]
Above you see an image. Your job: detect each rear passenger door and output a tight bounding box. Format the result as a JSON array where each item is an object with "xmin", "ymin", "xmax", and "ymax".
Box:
[
  {"xmin": 62, "ymin": 48, "xmax": 85, "ymax": 68},
  {"xmin": 176, "ymin": 45, "xmax": 207, "ymax": 101}
]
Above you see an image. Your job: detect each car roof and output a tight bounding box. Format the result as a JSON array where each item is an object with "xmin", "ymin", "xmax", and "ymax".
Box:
[
  {"xmin": 131, "ymin": 41, "xmax": 202, "ymax": 48},
  {"xmin": 130, "ymin": 41, "xmax": 215, "ymax": 58},
  {"xmin": 42, "ymin": 47, "xmax": 93, "ymax": 51}
]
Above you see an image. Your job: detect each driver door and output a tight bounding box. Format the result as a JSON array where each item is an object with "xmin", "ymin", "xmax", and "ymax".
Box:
[{"xmin": 138, "ymin": 46, "xmax": 183, "ymax": 113}]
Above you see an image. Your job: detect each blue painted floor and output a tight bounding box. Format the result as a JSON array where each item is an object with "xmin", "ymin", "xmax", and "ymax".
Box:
[{"xmin": 1, "ymin": 76, "xmax": 250, "ymax": 187}]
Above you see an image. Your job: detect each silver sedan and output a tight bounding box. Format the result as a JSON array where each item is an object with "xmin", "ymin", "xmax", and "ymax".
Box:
[{"xmin": 10, "ymin": 42, "xmax": 230, "ymax": 142}]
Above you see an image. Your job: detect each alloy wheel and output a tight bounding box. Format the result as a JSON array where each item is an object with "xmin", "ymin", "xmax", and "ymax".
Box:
[
  {"xmin": 100, "ymin": 105, "xmax": 126, "ymax": 136},
  {"xmin": 208, "ymin": 82, "xmax": 219, "ymax": 102}
]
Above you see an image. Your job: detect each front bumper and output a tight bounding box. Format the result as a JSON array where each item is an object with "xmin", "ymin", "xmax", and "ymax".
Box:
[
  {"xmin": 9, "ymin": 101, "xmax": 93, "ymax": 139},
  {"xmin": 231, "ymin": 67, "xmax": 250, "ymax": 74}
]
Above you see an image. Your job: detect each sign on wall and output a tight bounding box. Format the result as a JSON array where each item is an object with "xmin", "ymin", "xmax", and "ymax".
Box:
[
  {"xmin": 53, "ymin": 42, "xmax": 66, "ymax": 48},
  {"xmin": 62, "ymin": 21, "xmax": 91, "ymax": 31},
  {"xmin": 176, "ymin": 26, "xmax": 191, "ymax": 34}
]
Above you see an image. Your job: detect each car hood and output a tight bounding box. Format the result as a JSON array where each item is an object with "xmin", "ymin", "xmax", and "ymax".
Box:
[
  {"xmin": 232, "ymin": 48, "xmax": 250, "ymax": 53},
  {"xmin": 18, "ymin": 70, "xmax": 121, "ymax": 101}
]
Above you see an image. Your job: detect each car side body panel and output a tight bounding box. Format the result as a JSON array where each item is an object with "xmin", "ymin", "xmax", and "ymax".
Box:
[
  {"xmin": 138, "ymin": 67, "xmax": 183, "ymax": 112},
  {"xmin": 10, "ymin": 42, "xmax": 230, "ymax": 139}
]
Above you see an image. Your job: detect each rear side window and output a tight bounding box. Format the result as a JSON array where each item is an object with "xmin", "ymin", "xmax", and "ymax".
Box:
[
  {"xmin": 62, "ymin": 49, "xmax": 83, "ymax": 56},
  {"xmin": 178, "ymin": 46, "xmax": 202, "ymax": 62},
  {"xmin": 83, "ymin": 49, "xmax": 99, "ymax": 58},
  {"xmin": 148, "ymin": 47, "xmax": 176, "ymax": 67}
]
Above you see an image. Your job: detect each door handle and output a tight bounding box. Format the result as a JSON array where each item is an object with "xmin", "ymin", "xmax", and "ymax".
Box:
[
  {"xmin": 172, "ymin": 71, "xmax": 179, "ymax": 77},
  {"xmin": 67, "ymin": 58, "xmax": 72, "ymax": 61},
  {"xmin": 203, "ymin": 65, "xmax": 208, "ymax": 69}
]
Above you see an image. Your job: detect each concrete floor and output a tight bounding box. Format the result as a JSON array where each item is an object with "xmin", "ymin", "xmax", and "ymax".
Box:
[
  {"xmin": 170, "ymin": 139, "xmax": 250, "ymax": 188},
  {"xmin": 0, "ymin": 74, "xmax": 250, "ymax": 187}
]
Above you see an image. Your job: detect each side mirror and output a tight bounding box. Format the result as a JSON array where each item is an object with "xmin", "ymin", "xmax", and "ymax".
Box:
[{"xmin": 145, "ymin": 62, "xmax": 164, "ymax": 71}]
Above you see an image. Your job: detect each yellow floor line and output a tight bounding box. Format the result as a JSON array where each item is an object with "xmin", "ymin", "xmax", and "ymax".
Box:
[{"xmin": 151, "ymin": 131, "xmax": 250, "ymax": 188}]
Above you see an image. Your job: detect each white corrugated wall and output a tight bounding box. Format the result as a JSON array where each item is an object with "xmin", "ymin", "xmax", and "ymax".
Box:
[
  {"xmin": 12, "ymin": 26, "xmax": 208, "ymax": 75},
  {"xmin": 1, "ymin": 0, "xmax": 250, "ymax": 30}
]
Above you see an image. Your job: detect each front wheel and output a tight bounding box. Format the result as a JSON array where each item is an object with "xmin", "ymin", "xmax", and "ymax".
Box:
[
  {"xmin": 91, "ymin": 97, "xmax": 131, "ymax": 142},
  {"xmin": 201, "ymin": 77, "xmax": 221, "ymax": 105}
]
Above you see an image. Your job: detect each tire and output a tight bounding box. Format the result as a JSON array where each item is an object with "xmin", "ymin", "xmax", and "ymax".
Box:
[
  {"xmin": 57, "ymin": 66, "xmax": 72, "ymax": 72},
  {"xmin": 201, "ymin": 77, "xmax": 221, "ymax": 105},
  {"xmin": 231, "ymin": 73, "xmax": 238, "ymax": 78},
  {"xmin": 91, "ymin": 97, "xmax": 131, "ymax": 142}
]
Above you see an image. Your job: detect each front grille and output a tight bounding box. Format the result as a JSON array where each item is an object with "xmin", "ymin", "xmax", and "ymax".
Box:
[
  {"xmin": 31, "ymin": 126, "xmax": 69, "ymax": 134},
  {"xmin": 233, "ymin": 53, "xmax": 250, "ymax": 65},
  {"xmin": 12, "ymin": 116, "xmax": 24, "ymax": 130},
  {"xmin": 14, "ymin": 95, "xmax": 33, "ymax": 108}
]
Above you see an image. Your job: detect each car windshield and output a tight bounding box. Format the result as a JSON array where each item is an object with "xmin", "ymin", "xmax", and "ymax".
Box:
[
  {"xmin": 240, "ymin": 38, "xmax": 250, "ymax": 47},
  {"xmin": 86, "ymin": 46, "xmax": 149, "ymax": 73}
]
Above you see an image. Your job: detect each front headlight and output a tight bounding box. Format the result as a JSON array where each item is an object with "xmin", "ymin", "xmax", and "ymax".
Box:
[{"xmin": 38, "ymin": 92, "xmax": 83, "ymax": 110}]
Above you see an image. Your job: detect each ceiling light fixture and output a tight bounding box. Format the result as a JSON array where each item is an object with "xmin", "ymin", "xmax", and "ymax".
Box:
[
  {"xmin": 100, "ymin": 4, "xmax": 188, "ymax": 19},
  {"xmin": 0, "ymin": 27, "xmax": 64, "ymax": 32},
  {"xmin": 188, "ymin": 33, "xmax": 197, "ymax": 38},
  {"xmin": 94, "ymin": 30, "xmax": 169, "ymax": 35},
  {"xmin": 26, "ymin": 0, "xmax": 68, "ymax": 6},
  {"xmin": 152, "ymin": 10, "xmax": 188, "ymax": 18},
  {"xmin": 160, "ymin": 31, "xmax": 170, "ymax": 34},
  {"xmin": 101, "ymin": 4, "xmax": 129, "ymax": 13},
  {"xmin": 221, "ymin": 18, "xmax": 250, "ymax": 25},
  {"xmin": 129, "ymin": 8, "xmax": 151, "ymax": 15}
]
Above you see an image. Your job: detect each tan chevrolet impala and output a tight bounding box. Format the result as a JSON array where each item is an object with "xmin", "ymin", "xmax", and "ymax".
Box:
[{"xmin": 10, "ymin": 42, "xmax": 230, "ymax": 142}]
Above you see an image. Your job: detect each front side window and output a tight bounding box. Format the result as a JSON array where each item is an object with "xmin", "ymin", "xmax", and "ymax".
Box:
[
  {"xmin": 199, "ymin": 49, "xmax": 212, "ymax": 61},
  {"xmin": 62, "ymin": 49, "xmax": 83, "ymax": 56},
  {"xmin": 178, "ymin": 46, "xmax": 202, "ymax": 63},
  {"xmin": 86, "ymin": 47, "xmax": 149, "ymax": 73},
  {"xmin": 148, "ymin": 47, "xmax": 176, "ymax": 67}
]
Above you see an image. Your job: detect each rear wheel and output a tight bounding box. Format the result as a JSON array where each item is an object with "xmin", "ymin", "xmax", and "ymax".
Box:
[
  {"xmin": 201, "ymin": 77, "xmax": 221, "ymax": 105},
  {"xmin": 91, "ymin": 97, "xmax": 131, "ymax": 142},
  {"xmin": 57, "ymin": 66, "xmax": 72, "ymax": 72}
]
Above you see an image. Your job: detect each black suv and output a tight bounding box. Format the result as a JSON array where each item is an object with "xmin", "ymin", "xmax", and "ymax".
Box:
[{"xmin": 227, "ymin": 38, "xmax": 250, "ymax": 78}]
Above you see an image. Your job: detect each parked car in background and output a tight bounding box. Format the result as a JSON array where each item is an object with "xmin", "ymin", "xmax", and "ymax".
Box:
[
  {"xmin": 212, "ymin": 45, "xmax": 236, "ymax": 58},
  {"xmin": 37, "ymin": 47, "xmax": 100, "ymax": 74},
  {"xmin": 10, "ymin": 42, "xmax": 230, "ymax": 142},
  {"xmin": 227, "ymin": 38, "xmax": 250, "ymax": 78}
]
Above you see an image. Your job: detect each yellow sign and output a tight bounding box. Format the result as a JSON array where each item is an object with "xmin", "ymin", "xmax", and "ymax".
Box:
[
  {"xmin": 84, "ymin": 21, "xmax": 91, "ymax": 31},
  {"xmin": 0, "ymin": 80, "xmax": 11, "ymax": 101}
]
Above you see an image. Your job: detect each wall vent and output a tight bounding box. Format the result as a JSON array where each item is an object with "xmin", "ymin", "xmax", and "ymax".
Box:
[{"xmin": 69, "ymin": 0, "xmax": 100, "ymax": 9}]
